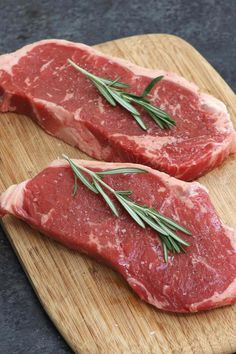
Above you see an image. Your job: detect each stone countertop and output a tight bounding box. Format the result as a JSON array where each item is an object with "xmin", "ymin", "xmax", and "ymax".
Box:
[{"xmin": 0, "ymin": 1, "xmax": 235, "ymax": 353}]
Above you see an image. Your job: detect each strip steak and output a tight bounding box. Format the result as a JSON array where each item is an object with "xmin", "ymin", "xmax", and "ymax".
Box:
[
  {"xmin": 1, "ymin": 159, "xmax": 236, "ymax": 312},
  {"xmin": 0, "ymin": 40, "xmax": 235, "ymax": 180}
]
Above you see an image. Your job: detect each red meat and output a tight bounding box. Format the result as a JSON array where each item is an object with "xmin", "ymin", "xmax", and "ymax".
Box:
[
  {"xmin": 0, "ymin": 40, "xmax": 235, "ymax": 180},
  {"xmin": 1, "ymin": 159, "xmax": 235, "ymax": 312}
]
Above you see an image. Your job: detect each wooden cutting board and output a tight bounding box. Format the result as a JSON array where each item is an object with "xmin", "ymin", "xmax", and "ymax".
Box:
[{"xmin": 0, "ymin": 34, "xmax": 236, "ymax": 354}]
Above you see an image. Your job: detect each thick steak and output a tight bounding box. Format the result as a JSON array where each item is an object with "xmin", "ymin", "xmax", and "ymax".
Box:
[
  {"xmin": 0, "ymin": 40, "xmax": 235, "ymax": 180},
  {"xmin": 1, "ymin": 159, "xmax": 236, "ymax": 312}
]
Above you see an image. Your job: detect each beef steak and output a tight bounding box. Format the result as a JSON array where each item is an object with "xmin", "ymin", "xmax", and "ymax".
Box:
[
  {"xmin": 1, "ymin": 159, "xmax": 236, "ymax": 312},
  {"xmin": 0, "ymin": 40, "xmax": 235, "ymax": 180}
]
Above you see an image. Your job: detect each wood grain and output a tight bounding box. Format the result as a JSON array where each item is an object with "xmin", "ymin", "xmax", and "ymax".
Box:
[{"xmin": 0, "ymin": 34, "xmax": 236, "ymax": 354}]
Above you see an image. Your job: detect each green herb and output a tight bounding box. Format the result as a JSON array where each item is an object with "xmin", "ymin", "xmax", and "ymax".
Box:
[
  {"xmin": 68, "ymin": 59, "xmax": 175, "ymax": 131},
  {"xmin": 63, "ymin": 155, "xmax": 191, "ymax": 261}
]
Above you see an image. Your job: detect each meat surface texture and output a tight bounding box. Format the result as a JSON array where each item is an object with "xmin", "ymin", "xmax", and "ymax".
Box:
[
  {"xmin": 0, "ymin": 40, "xmax": 236, "ymax": 180},
  {"xmin": 1, "ymin": 159, "xmax": 236, "ymax": 313}
]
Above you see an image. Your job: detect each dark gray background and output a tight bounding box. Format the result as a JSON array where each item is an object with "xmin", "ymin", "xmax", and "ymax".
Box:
[{"xmin": 0, "ymin": 1, "xmax": 235, "ymax": 353}]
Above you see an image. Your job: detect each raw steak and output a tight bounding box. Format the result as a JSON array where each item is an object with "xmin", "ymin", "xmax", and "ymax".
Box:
[
  {"xmin": 1, "ymin": 159, "xmax": 236, "ymax": 313},
  {"xmin": 0, "ymin": 40, "xmax": 235, "ymax": 180}
]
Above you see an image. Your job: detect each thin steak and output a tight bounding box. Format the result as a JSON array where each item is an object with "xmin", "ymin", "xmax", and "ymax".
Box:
[
  {"xmin": 1, "ymin": 159, "xmax": 236, "ymax": 312},
  {"xmin": 0, "ymin": 40, "xmax": 236, "ymax": 180}
]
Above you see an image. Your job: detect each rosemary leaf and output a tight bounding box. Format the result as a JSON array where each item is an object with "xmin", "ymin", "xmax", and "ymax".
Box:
[
  {"xmin": 140, "ymin": 76, "xmax": 164, "ymax": 98},
  {"xmin": 115, "ymin": 194, "xmax": 146, "ymax": 229},
  {"xmin": 97, "ymin": 167, "xmax": 147, "ymax": 175},
  {"xmin": 93, "ymin": 178, "xmax": 119, "ymax": 216},
  {"xmin": 123, "ymin": 92, "xmax": 150, "ymax": 103},
  {"xmin": 148, "ymin": 111, "xmax": 165, "ymax": 129},
  {"xmin": 162, "ymin": 242, "xmax": 168, "ymax": 263},
  {"xmin": 162, "ymin": 236, "xmax": 172, "ymax": 252},
  {"xmin": 73, "ymin": 174, "xmax": 78, "ymax": 196},
  {"xmin": 168, "ymin": 236, "xmax": 181, "ymax": 253},
  {"xmin": 131, "ymin": 113, "xmax": 148, "ymax": 130},
  {"xmin": 115, "ymin": 190, "xmax": 132, "ymax": 196}
]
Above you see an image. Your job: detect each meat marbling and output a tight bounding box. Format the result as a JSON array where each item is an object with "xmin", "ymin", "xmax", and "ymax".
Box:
[
  {"xmin": 0, "ymin": 39, "xmax": 236, "ymax": 180},
  {"xmin": 1, "ymin": 159, "xmax": 236, "ymax": 313}
]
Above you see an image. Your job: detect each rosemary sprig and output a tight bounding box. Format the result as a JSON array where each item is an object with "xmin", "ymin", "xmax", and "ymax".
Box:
[
  {"xmin": 63, "ymin": 155, "xmax": 191, "ymax": 262},
  {"xmin": 68, "ymin": 59, "xmax": 175, "ymax": 131}
]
